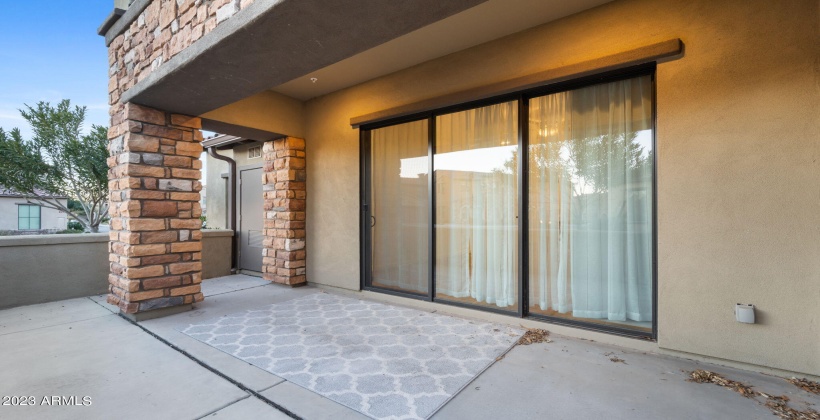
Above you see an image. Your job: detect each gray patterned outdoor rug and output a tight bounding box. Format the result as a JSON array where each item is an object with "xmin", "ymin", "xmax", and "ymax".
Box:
[{"xmin": 178, "ymin": 292, "xmax": 523, "ymax": 419}]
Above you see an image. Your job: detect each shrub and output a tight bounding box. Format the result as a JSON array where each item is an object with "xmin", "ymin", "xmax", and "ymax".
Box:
[{"xmin": 57, "ymin": 228, "xmax": 85, "ymax": 234}]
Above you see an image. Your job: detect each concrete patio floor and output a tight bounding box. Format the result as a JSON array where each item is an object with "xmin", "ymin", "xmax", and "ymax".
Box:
[{"xmin": 1, "ymin": 275, "xmax": 817, "ymax": 419}]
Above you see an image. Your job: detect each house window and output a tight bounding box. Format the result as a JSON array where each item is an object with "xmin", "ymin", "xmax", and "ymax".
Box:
[
  {"xmin": 18, "ymin": 204, "xmax": 41, "ymax": 230},
  {"xmin": 248, "ymin": 145, "xmax": 262, "ymax": 159},
  {"xmin": 361, "ymin": 65, "xmax": 656, "ymax": 338}
]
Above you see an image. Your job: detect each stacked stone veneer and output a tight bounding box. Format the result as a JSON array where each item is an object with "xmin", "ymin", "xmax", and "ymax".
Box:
[
  {"xmin": 108, "ymin": 0, "xmax": 255, "ymax": 105},
  {"xmin": 106, "ymin": 103, "xmax": 204, "ymax": 314},
  {"xmin": 262, "ymin": 138, "xmax": 307, "ymax": 286}
]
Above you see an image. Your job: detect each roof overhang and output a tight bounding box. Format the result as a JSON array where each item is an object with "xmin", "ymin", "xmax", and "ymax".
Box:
[
  {"xmin": 201, "ymin": 133, "xmax": 268, "ymax": 149},
  {"xmin": 96, "ymin": 7, "xmax": 126, "ymax": 36},
  {"xmin": 100, "ymin": 0, "xmax": 149, "ymax": 40},
  {"xmin": 201, "ymin": 134, "xmax": 242, "ymax": 149}
]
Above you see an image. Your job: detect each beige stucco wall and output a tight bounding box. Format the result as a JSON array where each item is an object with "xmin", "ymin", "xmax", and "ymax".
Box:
[
  {"xmin": 201, "ymin": 90, "xmax": 306, "ymax": 139},
  {"xmin": 201, "ymin": 229, "xmax": 234, "ymax": 279},
  {"xmin": 205, "ymin": 151, "xmax": 232, "ymax": 230},
  {"xmin": 232, "ymin": 142, "xmax": 266, "ymax": 169},
  {"xmin": 0, "ymin": 197, "xmax": 69, "ymax": 231},
  {"xmin": 297, "ymin": 0, "xmax": 819, "ymax": 376}
]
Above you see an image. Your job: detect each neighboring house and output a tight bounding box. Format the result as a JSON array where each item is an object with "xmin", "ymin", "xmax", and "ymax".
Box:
[
  {"xmin": 0, "ymin": 187, "xmax": 68, "ymax": 233},
  {"xmin": 99, "ymin": 0, "xmax": 819, "ymax": 377}
]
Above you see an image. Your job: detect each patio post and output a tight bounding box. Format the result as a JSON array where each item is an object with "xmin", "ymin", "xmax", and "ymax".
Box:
[
  {"xmin": 262, "ymin": 137, "xmax": 307, "ymax": 286},
  {"xmin": 106, "ymin": 102, "xmax": 205, "ymax": 319}
]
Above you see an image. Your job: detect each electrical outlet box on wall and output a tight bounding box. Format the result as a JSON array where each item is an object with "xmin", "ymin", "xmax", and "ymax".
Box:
[{"xmin": 735, "ymin": 304, "xmax": 755, "ymax": 324}]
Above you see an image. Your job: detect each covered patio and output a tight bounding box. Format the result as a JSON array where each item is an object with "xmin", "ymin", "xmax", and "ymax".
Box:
[
  {"xmin": 2, "ymin": 275, "xmax": 817, "ymax": 419},
  {"xmin": 94, "ymin": 0, "xmax": 820, "ymax": 389}
]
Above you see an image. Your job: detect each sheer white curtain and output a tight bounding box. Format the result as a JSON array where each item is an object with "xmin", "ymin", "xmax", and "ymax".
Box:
[
  {"xmin": 371, "ymin": 120, "xmax": 429, "ymax": 294},
  {"xmin": 435, "ymin": 101, "xmax": 518, "ymax": 308},
  {"xmin": 529, "ymin": 76, "xmax": 653, "ymax": 322}
]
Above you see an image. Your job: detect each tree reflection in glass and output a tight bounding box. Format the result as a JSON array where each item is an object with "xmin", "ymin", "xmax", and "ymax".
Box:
[{"xmin": 528, "ymin": 75, "xmax": 654, "ymax": 331}]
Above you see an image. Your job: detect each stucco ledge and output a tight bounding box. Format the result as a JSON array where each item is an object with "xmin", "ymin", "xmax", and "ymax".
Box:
[
  {"xmin": 0, "ymin": 233, "xmax": 109, "ymax": 247},
  {"xmin": 202, "ymin": 229, "xmax": 234, "ymax": 238}
]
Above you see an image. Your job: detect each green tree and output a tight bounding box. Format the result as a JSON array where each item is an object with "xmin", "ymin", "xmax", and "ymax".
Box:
[{"xmin": 0, "ymin": 100, "xmax": 109, "ymax": 232}]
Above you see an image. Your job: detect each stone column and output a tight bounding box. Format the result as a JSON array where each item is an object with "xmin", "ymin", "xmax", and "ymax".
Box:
[
  {"xmin": 106, "ymin": 103, "xmax": 204, "ymax": 319},
  {"xmin": 262, "ymin": 137, "xmax": 306, "ymax": 286}
]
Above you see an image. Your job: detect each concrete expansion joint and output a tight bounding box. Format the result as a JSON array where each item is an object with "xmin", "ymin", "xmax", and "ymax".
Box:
[
  {"xmin": 196, "ymin": 394, "xmax": 252, "ymax": 419},
  {"xmin": 202, "ymin": 283, "xmax": 272, "ymax": 298},
  {"xmin": 115, "ymin": 312, "xmax": 303, "ymax": 420},
  {"xmin": 0, "ymin": 314, "xmax": 112, "ymax": 338}
]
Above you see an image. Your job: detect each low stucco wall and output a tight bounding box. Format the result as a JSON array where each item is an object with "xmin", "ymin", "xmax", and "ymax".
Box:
[
  {"xmin": 202, "ymin": 229, "xmax": 233, "ymax": 279},
  {"xmin": 0, "ymin": 233, "xmax": 109, "ymax": 310},
  {"xmin": 0, "ymin": 230, "xmax": 234, "ymax": 309}
]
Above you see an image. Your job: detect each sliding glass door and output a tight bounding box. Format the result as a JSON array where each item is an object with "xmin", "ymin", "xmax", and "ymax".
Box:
[
  {"xmin": 367, "ymin": 120, "xmax": 430, "ymax": 295},
  {"xmin": 362, "ymin": 67, "xmax": 655, "ymax": 336},
  {"xmin": 435, "ymin": 101, "xmax": 519, "ymax": 311},
  {"xmin": 528, "ymin": 75, "xmax": 654, "ymax": 332}
]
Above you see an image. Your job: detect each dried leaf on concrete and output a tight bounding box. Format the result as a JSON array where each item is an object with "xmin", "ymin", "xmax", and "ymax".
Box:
[
  {"xmin": 788, "ymin": 378, "xmax": 820, "ymax": 395},
  {"xmin": 516, "ymin": 327, "xmax": 551, "ymax": 345},
  {"xmin": 604, "ymin": 352, "xmax": 627, "ymax": 364},
  {"xmin": 688, "ymin": 369, "xmax": 756, "ymax": 398},
  {"xmin": 764, "ymin": 395, "xmax": 820, "ymax": 420},
  {"xmin": 688, "ymin": 370, "xmax": 820, "ymax": 420}
]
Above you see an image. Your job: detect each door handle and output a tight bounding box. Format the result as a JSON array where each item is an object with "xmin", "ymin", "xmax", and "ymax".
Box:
[{"xmin": 371, "ymin": 215, "xmax": 376, "ymax": 227}]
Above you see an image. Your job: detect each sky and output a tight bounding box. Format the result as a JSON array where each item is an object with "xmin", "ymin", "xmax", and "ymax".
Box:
[{"xmin": 0, "ymin": 1, "xmax": 112, "ymax": 138}]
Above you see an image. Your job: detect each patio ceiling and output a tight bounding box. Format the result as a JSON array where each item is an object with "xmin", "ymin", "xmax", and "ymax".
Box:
[
  {"xmin": 122, "ymin": 0, "xmax": 489, "ymax": 116},
  {"xmin": 271, "ymin": 0, "xmax": 614, "ymax": 101},
  {"xmin": 122, "ymin": 0, "xmax": 612, "ymax": 118}
]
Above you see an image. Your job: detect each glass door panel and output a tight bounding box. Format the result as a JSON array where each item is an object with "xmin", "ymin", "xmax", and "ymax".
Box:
[
  {"xmin": 434, "ymin": 101, "xmax": 519, "ymax": 311},
  {"xmin": 369, "ymin": 120, "xmax": 430, "ymax": 295},
  {"xmin": 528, "ymin": 75, "xmax": 654, "ymax": 332}
]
